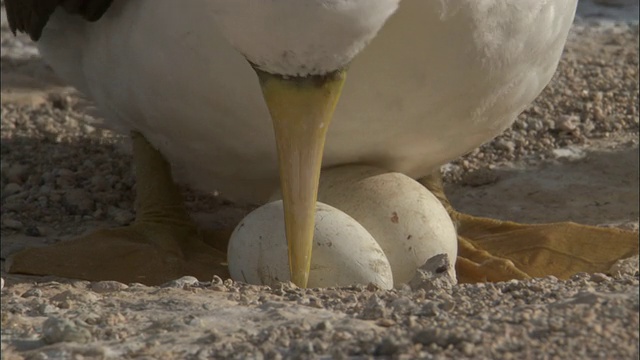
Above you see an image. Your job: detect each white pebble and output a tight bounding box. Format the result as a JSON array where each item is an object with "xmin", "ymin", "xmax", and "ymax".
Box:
[{"xmin": 162, "ymin": 276, "xmax": 200, "ymax": 288}]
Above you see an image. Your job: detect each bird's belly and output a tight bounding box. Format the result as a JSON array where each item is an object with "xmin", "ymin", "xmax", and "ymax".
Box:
[{"xmin": 37, "ymin": 0, "xmax": 577, "ymax": 202}]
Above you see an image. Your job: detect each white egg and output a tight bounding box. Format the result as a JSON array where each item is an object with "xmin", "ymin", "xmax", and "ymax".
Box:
[
  {"xmin": 317, "ymin": 165, "xmax": 458, "ymax": 286},
  {"xmin": 227, "ymin": 200, "xmax": 393, "ymax": 289}
]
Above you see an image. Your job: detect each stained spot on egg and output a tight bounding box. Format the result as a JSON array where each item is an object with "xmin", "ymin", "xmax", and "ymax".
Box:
[{"xmin": 391, "ymin": 212, "xmax": 399, "ymax": 224}]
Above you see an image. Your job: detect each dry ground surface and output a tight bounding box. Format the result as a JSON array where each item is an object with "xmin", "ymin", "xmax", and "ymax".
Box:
[{"xmin": 1, "ymin": 1, "xmax": 639, "ymax": 359}]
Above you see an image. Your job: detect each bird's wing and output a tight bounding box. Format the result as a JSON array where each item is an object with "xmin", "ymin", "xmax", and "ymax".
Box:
[{"xmin": 4, "ymin": 0, "xmax": 114, "ymax": 41}]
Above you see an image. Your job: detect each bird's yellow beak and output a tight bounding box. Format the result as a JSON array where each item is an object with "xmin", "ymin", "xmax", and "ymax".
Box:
[{"xmin": 255, "ymin": 69, "xmax": 346, "ymax": 288}]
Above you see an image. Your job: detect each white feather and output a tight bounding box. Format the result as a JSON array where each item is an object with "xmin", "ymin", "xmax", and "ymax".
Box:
[{"xmin": 36, "ymin": 0, "xmax": 578, "ymax": 201}]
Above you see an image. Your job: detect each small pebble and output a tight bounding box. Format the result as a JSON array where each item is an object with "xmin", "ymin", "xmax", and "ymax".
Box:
[
  {"xmin": 589, "ymin": 273, "xmax": 610, "ymax": 283},
  {"xmin": 315, "ymin": 321, "xmax": 333, "ymax": 332},
  {"xmin": 409, "ymin": 254, "xmax": 457, "ymax": 291},
  {"xmin": 2, "ymin": 218, "xmax": 24, "ymax": 230},
  {"xmin": 374, "ymin": 337, "xmax": 400, "ymax": 356},
  {"xmin": 109, "ymin": 208, "xmax": 135, "ymax": 225},
  {"xmin": 556, "ymin": 115, "xmax": 580, "ymax": 131},
  {"xmin": 607, "ymin": 256, "xmax": 639, "ymax": 277},
  {"xmin": 3, "ymin": 183, "xmax": 23, "ymax": 196},
  {"xmin": 211, "ymin": 275, "xmax": 224, "ymax": 286},
  {"xmin": 460, "ymin": 342, "xmax": 476, "ymax": 357},
  {"xmin": 63, "ymin": 189, "xmax": 94, "ymax": 212},
  {"xmin": 495, "ymin": 140, "xmax": 516, "ymax": 153},
  {"xmin": 90, "ymin": 281, "xmax": 129, "ymax": 293},
  {"xmin": 162, "ymin": 276, "xmax": 200, "ymax": 288},
  {"xmin": 21, "ymin": 288, "xmax": 43, "ymax": 298},
  {"xmin": 376, "ymin": 318, "xmax": 396, "ymax": 327},
  {"xmin": 42, "ymin": 317, "xmax": 92, "ymax": 344}
]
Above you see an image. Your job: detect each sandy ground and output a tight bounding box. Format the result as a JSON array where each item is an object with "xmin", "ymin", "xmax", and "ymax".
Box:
[{"xmin": 1, "ymin": 1, "xmax": 639, "ymax": 359}]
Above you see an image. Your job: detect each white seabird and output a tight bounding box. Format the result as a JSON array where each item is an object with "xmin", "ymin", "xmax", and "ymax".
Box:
[{"xmin": 6, "ymin": 0, "xmax": 637, "ymax": 286}]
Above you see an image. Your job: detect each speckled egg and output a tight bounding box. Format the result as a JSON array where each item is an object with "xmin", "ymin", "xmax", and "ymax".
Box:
[
  {"xmin": 317, "ymin": 165, "xmax": 458, "ymax": 286},
  {"xmin": 227, "ymin": 200, "xmax": 393, "ymax": 289}
]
